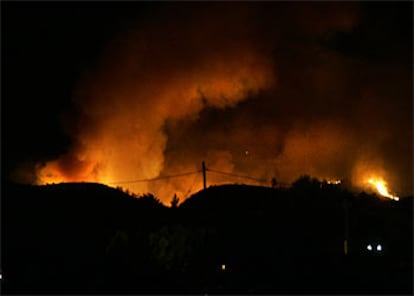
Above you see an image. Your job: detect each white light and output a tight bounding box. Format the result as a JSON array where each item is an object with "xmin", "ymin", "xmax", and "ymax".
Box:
[
  {"xmin": 0, "ymin": 273, "xmax": 2, "ymax": 280},
  {"xmin": 221, "ymin": 264, "xmax": 226, "ymax": 271},
  {"xmin": 377, "ymin": 244, "xmax": 382, "ymax": 251},
  {"xmin": 367, "ymin": 244, "xmax": 373, "ymax": 251}
]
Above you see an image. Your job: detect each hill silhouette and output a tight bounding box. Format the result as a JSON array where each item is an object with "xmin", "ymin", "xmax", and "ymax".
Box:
[
  {"xmin": 2, "ymin": 179, "xmax": 412, "ymax": 294},
  {"xmin": 2, "ymin": 182, "xmax": 169, "ymax": 293}
]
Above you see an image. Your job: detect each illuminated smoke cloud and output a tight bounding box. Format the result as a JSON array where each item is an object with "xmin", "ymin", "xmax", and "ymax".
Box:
[
  {"xmin": 37, "ymin": 4, "xmax": 277, "ymax": 199},
  {"xmin": 33, "ymin": 3, "xmax": 412, "ymax": 202}
]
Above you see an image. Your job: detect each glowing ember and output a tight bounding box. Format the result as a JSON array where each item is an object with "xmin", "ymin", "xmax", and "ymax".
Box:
[
  {"xmin": 367, "ymin": 178, "xmax": 399, "ymax": 201},
  {"xmin": 327, "ymin": 179, "xmax": 341, "ymax": 185}
]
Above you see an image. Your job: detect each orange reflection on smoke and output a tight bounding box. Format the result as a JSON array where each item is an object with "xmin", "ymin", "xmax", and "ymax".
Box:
[{"xmin": 36, "ymin": 158, "xmax": 105, "ymax": 185}]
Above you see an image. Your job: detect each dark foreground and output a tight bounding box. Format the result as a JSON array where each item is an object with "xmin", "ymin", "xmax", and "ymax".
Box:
[{"xmin": 2, "ymin": 179, "xmax": 413, "ymax": 294}]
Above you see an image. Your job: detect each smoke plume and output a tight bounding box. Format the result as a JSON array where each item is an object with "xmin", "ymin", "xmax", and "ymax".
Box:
[{"xmin": 33, "ymin": 3, "xmax": 412, "ymax": 203}]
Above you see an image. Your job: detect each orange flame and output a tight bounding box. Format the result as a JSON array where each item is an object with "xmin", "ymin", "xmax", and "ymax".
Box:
[{"xmin": 367, "ymin": 178, "xmax": 399, "ymax": 201}]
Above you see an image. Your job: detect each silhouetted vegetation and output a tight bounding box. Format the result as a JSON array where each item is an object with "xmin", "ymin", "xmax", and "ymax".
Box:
[
  {"xmin": 170, "ymin": 193, "xmax": 180, "ymax": 208},
  {"xmin": 2, "ymin": 177, "xmax": 412, "ymax": 294}
]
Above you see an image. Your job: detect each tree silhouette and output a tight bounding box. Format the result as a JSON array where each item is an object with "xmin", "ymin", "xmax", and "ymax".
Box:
[
  {"xmin": 292, "ymin": 175, "xmax": 321, "ymax": 192},
  {"xmin": 170, "ymin": 193, "xmax": 180, "ymax": 208},
  {"xmin": 137, "ymin": 193, "xmax": 164, "ymax": 208},
  {"xmin": 271, "ymin": 177, "xmax": 278, "ymax": 188}
]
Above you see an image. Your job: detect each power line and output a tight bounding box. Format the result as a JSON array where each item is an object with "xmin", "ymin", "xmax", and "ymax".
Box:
[
  {"xmin": 108, "ymin": 170, "xmax": 201, "ymax": 185},
  {"xmin": 106, "ymin": 163, "xmax": 268, "ymax": 188},
  {"xmin": 207, "ymin": 168, "xmax": 266, "ymax": 183},
  {"xmin": 184, "ymin": 172, "xmax": 201, "ymax": 199}
]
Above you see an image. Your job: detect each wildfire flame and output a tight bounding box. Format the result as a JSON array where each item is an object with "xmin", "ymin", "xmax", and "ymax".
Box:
[
  {"xmin": 326, "ymin": 179, "xmax": 341, "ymax": 185},
  {"xmin": 367, "ymin": 178, "xmax": 399, "ymax": 201}
]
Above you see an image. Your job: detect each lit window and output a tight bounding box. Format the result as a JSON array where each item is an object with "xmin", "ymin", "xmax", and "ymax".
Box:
[
  {"xmin": 377, "ymin": 244, "xmax": 382, "ymax": 252},
  {"xmin": 367, "ymin": 244, "xmax": 373, "ymax": 251}
]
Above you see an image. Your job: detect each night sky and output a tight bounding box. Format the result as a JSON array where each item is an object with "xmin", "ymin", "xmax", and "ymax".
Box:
[
  {"xmin": 2, "ymin": 2, "xmax": 412, "ymax": 202},
  {"xmin": 3, "ymin": 2, "xmax": 144, "ymax": 173}
]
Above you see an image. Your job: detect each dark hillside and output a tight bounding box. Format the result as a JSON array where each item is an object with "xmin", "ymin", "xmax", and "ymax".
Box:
[
  {"xmin": 2, "ymin": 182, "xmax": 169, "ymax": 293},
  {"xmin": 2, "ymin": 180, "xmax": 412, "ymax": 294},
  {"xmin": 178, "ymin": 182, "xmax": 412, "ymax": 293}
]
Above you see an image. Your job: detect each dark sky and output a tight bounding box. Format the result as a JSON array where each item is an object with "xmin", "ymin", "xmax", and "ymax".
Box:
[
  {"xmin": 2, "ymin": 2, "xmax": 412, "ymax": 201},
  {"xmin": 3, "ymin": 2, "xmax": 147, "ymax": 171}
]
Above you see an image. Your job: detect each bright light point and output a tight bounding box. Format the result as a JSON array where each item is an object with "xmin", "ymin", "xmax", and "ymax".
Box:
[
  {"xmin": 377, "ymin": 244, "xmax": 382, "ymax": 251},
  {"xmin": 0, "ymin": 273, "xmax": 2, "ymax": 280},
  {"xmin": 366, "ymin": 178, "xmax": 399, "ymax": 201},
  {"xmin": 244, "ymin": 150, "xmax": 249, "ymax": 156},
  {"xmin": 221, "ymin": 264, "xmax": 226, "ymax": 271},
  {"xmin": 367, "ymin": 244, "xmax": 373, "ymax": 251}
]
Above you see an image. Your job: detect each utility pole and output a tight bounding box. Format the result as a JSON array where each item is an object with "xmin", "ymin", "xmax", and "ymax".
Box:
[
  {"xmin": 343, "ymin": 197, "xmax": 349, "ymax": 255},
  {"xmin": 201, "ymin": 160, "xmax": 208, "ymax": 292},
  {"xmin": 202, "ymin": 161, "xmax": 207, "ymax": 190}
]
